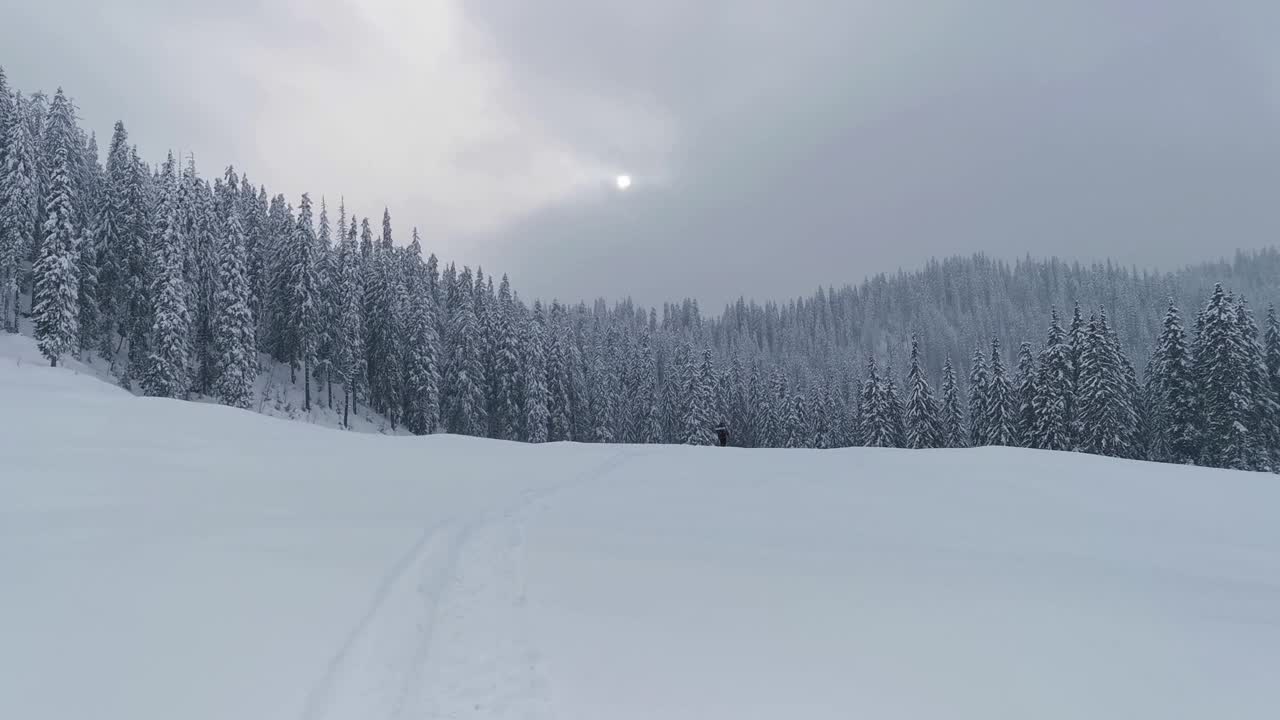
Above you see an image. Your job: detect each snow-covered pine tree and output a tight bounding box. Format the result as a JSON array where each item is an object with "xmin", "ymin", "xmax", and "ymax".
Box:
[
  {"xmin": 1235, "ymin": 298, "xmax": 1272, "ymax": 470},
  {"xmin": 489, "ymin": 274, "xmax": 522, "ymax": 440},
  {"xmin": 543, "ymin": 302, "xmax": 572, "ymax": 441},
  {"xmin": 985, "ymin": 337, "xmax": 1014, "ymax": 446},
  {"xmin": 287, "ymin": 194, "xmax": 320, "ymax": 410},
  {"xmin": 967, "ymin": 347, "xmax": 990, "ymax": 446},
  {"xmin": 120, "ymin": 147, "xmax": 153, "ymax": 386},
  {"xmin": 1032, "ymin": 308, "xmax": 1072, "ymax": 451},
  {"xmin": 1076, "ymin": 310, "xmax": 1131, "ymax": 457},
  {"xmin": 74, "ymin": 133, "xmax": 102, "ymax": 356},
  {"xmin": 1067, "ymin": 301, "xmax": 1086, "ymax": 442},
  {"xmin": 90, "ymin": 122, "xmax": 130, "ymax": 358},
  {"xmin": 401, "ymin": 240, "xmax": 441, "ymax": 436},
  {"xmin": 763, "ymin": 367, "xmax": 789, "ymax": 448},
  {"xmin": 31, "ymin": 146, "xmax": 79, "ymax": 365},
  {"xmin": 1265, "ymin": 305, "xmax": 1280, "ymax": 470},
  {"xmin": 882, "ymin": 365, "xmax": 906, "ymax": 448},
  {"xmin": 1014, "ymin": 342, "xmax": 1037, "ymax": 446},
  {"xmin": 782, "ymin": 392, "xmax": 806, "ymax": 449},
  {"xmin": 143, "ymin": 203, "xmax": 190, "ymax": 398},
  {"xmin": 211, "ymin": 207, "xmax": 255, "ymax": 408},
  {"xmin": 636, "ymin": 333, "xmax": 663, "ymax": 444},
  {"xmin": 520, "ymin": 303, "xmax": 551, "ymax": 443},
  {"xmin": 858, "ymin": 355, "xmax": 881, "ymax": 446},
  {"xmin": 442, "ymin": 267, "xmax": 487, "ymax": 436},
  {"xmin": 334, "ymin": 217, "xmax": 365, "ymax": 427},
  {"xmin": 176, "ymin": 157, "xmax": 214, "ymax": 392},
  {"xmin": 682, "ymin": 347, "xmax": 717, "ymax": 445},
  {"xmin": 939, "ymin": 356, "xmax": 966, "ymax": 447},
  {"xmin": 314, "ymin": 198, "xmax": 337, "ymax": 407},
  {"xmin": 1193, "ymin": 285, "xmax": 1249, "ymax": 469},
  {"xmin": 1, "ymin": 92, "xmax": 38, "ymax": 332},
  {"xmin": 904, "ymin": 335, "xmax": 943, "ymax": 449},
  {"xmin": 585, "ymin": 337, "xmax": 616, "ymax": 443}
]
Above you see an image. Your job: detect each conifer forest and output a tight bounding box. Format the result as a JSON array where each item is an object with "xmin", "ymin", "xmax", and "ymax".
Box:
[{"xmin": 3, "ymin": 69, "xmax": 1280, "ymax": 472}]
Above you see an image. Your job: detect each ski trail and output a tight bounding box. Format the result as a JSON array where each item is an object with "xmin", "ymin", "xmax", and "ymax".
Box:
[
  {"xmin": 410, "ymin": 450, "xmax": 640, "ymax": 720},
  {"xmin": 298, "ymin": 519, "xmax": 467, "ymax": 720},
  {"xmin": 299, "ymin": 450, "xmax": 638, "ymax": 720}
]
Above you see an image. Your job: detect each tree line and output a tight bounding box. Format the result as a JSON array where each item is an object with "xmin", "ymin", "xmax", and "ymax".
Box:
[{"xmin": 2, "ymin": 70, "xmax": 1278, "ymax": 471}]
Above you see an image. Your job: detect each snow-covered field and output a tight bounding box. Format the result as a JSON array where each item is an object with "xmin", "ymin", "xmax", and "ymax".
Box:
[{"xmin": 3, "ymin": 337, "xmax": 1279, "ymax": 720}]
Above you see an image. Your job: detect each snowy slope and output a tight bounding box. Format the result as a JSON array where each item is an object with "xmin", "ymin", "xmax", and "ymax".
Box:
[
  {"xmin": 0, "ymin": 332, "xmax": 405, "ymax": 434},
  {"xmin": 3, "ymin": 343, "xmax": 1279, "ymax": 720}
]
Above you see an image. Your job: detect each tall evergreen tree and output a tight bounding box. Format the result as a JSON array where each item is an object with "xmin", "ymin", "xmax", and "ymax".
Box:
[
  {"xmin": 1264, "ymin": 305, "xmax": 1280, "ymax": 470},
  {"xmin": 967, "ymin": 347, "xmax": 990, "ymax": 446},
  {"xmin": 985, "ymin": 337, "xmax": 1014, "ymax": 446},
  {"xmin": 211, "ymin": 208, "xmax": 255, "ymax": 408},
  {"xmin": 1032, "ymin": 308, "xmax": 1072, "ymax": 451},
  {"xmin": 143, "ymin": 204, "xmax": 190, "ymax": 398},
  {"xmin": 442, "ymin": 267, "xmax": 487, "ymax": 436},
  {"xmin": 939, "ymin": 356, "xmax": 966, "ymax": 447},
  {"xmin": 1193, "ymin": 285, "xmax": 1249, "ymax": 468},
  {"xmin": 489, "ymin": 275, "xmax": 522, "ymax": 440},
  {"xmin": 1152, "ymin": 301, "xmax": 1198, "ymax": 458},
  {"xmin": 904, "ymin": 336, "xmax": 942, "ymax": 448},
  {"xmin": 520, "ymin": 305, "xmax": 551, "ymax": 443},
  {"xmin": 335, "ymin": 218, "xmax": 365, "ymax": 426},
  {"xmin": 682, "ymin": 347, "xmax": 717, "ymax": 445},
  {"xmin": 1013, "ymin": 341, "xmax": 1037, "ymax": 446},
  {"xmin": 1, "ymin": 92, "xmax": 37, "ymax": 332},
  {"xmin": 1076, "ymin": 310, "xmax": 1131, "ymax": 457},
  {"xmin": 31, "ymin": 146, "xmax": 78, "ymax": 365}
]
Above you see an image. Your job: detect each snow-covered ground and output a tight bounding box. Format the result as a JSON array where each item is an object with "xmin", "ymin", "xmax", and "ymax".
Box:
[
  {"xmin": 3, "ymin": 335, "xmax": 1279, "ymax": 719},
  {"xmin": 0, "ymin": 330, "xmax": 404, "ymax": 434}
]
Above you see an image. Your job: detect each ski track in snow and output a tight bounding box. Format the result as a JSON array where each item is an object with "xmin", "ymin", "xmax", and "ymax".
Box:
[{"xmin": 300, "ymin": 449, "xmax": 640, "ymax": 720}]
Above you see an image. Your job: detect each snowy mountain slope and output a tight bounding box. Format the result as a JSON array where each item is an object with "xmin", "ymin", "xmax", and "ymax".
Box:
[
  {"xmin": 0, "ymin": 330, "xmax": 404, "ymax": 435},
  {"xmin": 3, "ymin": 348, "xmax": 1279, "ymax": 720}
]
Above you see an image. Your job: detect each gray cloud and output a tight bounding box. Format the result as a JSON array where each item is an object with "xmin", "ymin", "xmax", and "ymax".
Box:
[
  {"xmin": 6, "ymin": 1, "xmax": 1280, "ymax": 308},
  {"xmin": 461, "ymin": 0, "xmax": 1280, "ymax": 306}
]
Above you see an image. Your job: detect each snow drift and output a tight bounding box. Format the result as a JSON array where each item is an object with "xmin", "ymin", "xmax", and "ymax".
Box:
[{"xmin": 2, "ymin": 336, "xmax": 1278, "ymax": 720}]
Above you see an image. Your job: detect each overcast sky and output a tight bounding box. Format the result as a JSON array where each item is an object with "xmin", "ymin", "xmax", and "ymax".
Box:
[{"xmin": 5, "ymin": 1, "xmax": 1280, "ymax": 307}]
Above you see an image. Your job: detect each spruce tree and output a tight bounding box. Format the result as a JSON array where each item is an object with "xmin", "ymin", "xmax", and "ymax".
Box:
[
  {"xmin": 442, "ymin": 267, "xmax": 486, "ymax": 436},
  {"xmin": 968, "ymin": 347, "xmax": 990, "ymax": 446},
  {"xmin": 1194, "ymin": 285, "xmax": 1249, "ymax": 468},
  {"xmin": 939, "ymin": 356, "xmax": 966, "ymax": 447},
  {"xmin": 521, "ymin": 305, "xmax": 551, "ymax": 443},
  {"xmin": 402, "ymin": 271, "xmax": 441, "ymax": 435},
  {"xmin": 334, "ymin": 218, "xmax": 365, "ymax": 427},
  {"xmin": 984, "ymin": 338, "xmax": 1014, "ymax": 446},
  {"xmin": 1152, "ymin": 297, "xmax": 1198, "ymax": 458},
  {"xmin": 1235, "ymin": 299, "xmax": 1272, "ymax": 470},
  {"xmin": 882, "ymin": 366, "xmax": 906, "ymax": 448},
  {"xmin": 682, "ymin": 347, "xmax": 716, "ymax": 445},
  {"xmin": 91, "ymin": 122, "xmax": 131, "ymax": 358},
  {"xmin": 1, "ymin": 92, "xmax": 37, "ymax": 332},
  {"xmin": 288, "ymin": 194, "xmax": 320, "ymax": 409},
  {"xmin": 212, "ymin": 208, "xmax": 256, "ymax": 408},
  {"xmin": 489, "ymin": 275, "xmax": 522, "ymax": 440},
  {"xmin": 32, "ymin": 146, "xmax": 79, "ymax": 365},
  {"xmin": 1014, "ymin": 342, "xmax": 1037, "ymax": 446},
  {"xmin": 143, "ymin": 205, "xmax": 190, "ymax": 398},
  {"xmin": 904, "ymin": 336, "xmax": 942, "ymax": 448},
  {"xmin": 1032, "ymin": 309, "xmax": 1072, "ymax": 451},
  {"xmin": 1264, "ymin": 305, "xmax": 1280, "ymax": 470},
  {"xmin": 1076, "ymin": 310, "xmax": 1130, "ymax": 457}
]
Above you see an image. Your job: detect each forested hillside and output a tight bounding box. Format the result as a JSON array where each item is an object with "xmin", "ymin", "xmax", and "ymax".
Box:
[{"xmin": 2, "ymin": 68, "xmax": 1278, "ymax": 470}]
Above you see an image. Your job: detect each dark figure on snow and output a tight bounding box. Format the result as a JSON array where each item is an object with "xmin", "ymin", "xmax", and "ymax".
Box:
[{"xmin": 715, "ymin": 421, "xmax": 729, "ymax": 447}]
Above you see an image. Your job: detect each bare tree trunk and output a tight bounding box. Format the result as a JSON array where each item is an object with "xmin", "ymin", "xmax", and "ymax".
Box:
[
  {"xmin": 304, "ymin": 359, "xmax": 311, "ymax": 411},
  {"xmin": 343, "ymin": 388, "xmax": 350, "ymax": 429}
]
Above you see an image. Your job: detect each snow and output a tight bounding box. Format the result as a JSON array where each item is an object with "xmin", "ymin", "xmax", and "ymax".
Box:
[{"xmin": 3, "ymin": 336, "xmax": 1280, "ymax": 720}]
